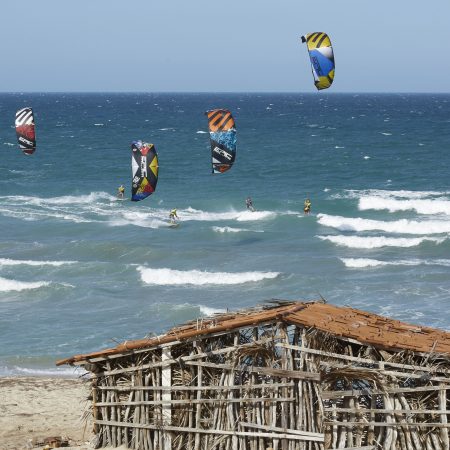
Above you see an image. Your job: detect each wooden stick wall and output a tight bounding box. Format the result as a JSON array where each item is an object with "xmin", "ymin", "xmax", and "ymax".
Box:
[{"xmin": 84, "ymin": 322, "xmax": 450, "ymax": 450}]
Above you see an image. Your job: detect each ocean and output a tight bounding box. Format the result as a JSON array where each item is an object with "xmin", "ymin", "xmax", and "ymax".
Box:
[{"xmin": 1, "ymin": 92, "xmax": 450, "ymax": 377}]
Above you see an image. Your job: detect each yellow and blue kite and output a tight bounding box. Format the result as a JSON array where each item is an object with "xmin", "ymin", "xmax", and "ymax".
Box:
[{"xmin": 301, "ymin": 32, "xmax": 335, "ymax": 90}]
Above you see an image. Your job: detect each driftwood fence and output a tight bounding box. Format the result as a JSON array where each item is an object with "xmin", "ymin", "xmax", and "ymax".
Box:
[{"xmin": 59, "ymin": 302, "xmax": 450, "ymax": 449}]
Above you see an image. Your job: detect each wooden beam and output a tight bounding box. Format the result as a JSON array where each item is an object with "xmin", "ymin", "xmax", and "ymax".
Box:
[
  {"xmin": 239, "ymin": 421, "xmax": 324, "ymax": 442},
  {"xmin": 89, "ymin": 336, "xmax": 276, "ymax": 377},
  {"xmin": 95, "ymin": 382, "xmax": 295, "ymax": 392},
  {"xmin": 278, "ymin": 342, "xmax": 450, "ymax": 375},
  {"xmin": 324, "ymin": 407, "xmax": 450, "ymax": 415},
  {"xmin": 325, "ymin": 421, "xmax": 450, "ymax": 428},
  {"xmin": 94, "ymin": 397, "xmax": 295, "ymax": 407},
  {"xmin": 162, "ymin": 347, "xmax": 172, "ymax": 450},
  {"xmin": 184, "ymin": 360, "xmax": 320, "ymax": 381},
  {"xmin": 322, "ymin": 384, "xmax": 450, "ymax": 399},
  {"xmin": 94, "ymin": 420, "xmax": 321, "ymax": 441}
]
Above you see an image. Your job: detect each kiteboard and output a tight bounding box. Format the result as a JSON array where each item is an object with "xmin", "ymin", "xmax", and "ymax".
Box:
[{"xmin": 169, "ymin": 222, "xmax": 180, "ymax": 228}]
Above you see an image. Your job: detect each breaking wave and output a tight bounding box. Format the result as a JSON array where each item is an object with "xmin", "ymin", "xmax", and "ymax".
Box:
[
  {"xmin": 317, "ymin": 214, "xmax": 450, "ymax": 235},
  {"xmin": 0, "ymin": 277, "xmax": 50, "ymax": 292},
  {"xmin": 137, "ymin": 267, "xmax": 280, "ymax": 286},
  {"xmin": 358, "ymin": 196, "xmax": 450, "ymax": 215},
  {"xmin": 317, "ymin": 235, "xmax": 444, "ymax": 249},
  {"xmin": 212, "ymin": 226, "xmax": 263, "ymax": 233},
  {"xmin": 0, "ymin": 258, "xmax": 76, "ymax": 267},
  {"xmin": 341, "ymin": 258, "xmax": 450, "ymax": 269}
]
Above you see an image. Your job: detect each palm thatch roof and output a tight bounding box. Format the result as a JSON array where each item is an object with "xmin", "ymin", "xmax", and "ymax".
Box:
[{"xmin": 57, "ymin": 300, "xmax": 450, "ymax": 366}]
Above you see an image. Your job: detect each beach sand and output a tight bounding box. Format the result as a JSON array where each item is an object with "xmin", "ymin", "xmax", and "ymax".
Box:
[{"xmin": 1, "ymin": 376, "xmax": 95, "ymax": 450}]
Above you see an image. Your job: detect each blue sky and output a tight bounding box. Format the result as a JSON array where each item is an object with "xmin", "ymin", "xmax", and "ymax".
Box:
[{"xmin": 2, "ymin": 0, "xmax": 449, "ymax": 92}]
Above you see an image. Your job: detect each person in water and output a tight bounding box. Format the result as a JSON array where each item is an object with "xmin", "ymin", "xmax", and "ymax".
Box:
[
  {"xmin": 246, "ymin": 197, "xmax": 255, "ymax": 211},
  {"xmin": 117, "ymin": 185, "xmax": 125, "ymax": 199},
  {"xmin": 304, "ymin": 198, "xmax": 312, "ymax": 215},
  {"xmin": 169, "ymin": 208, "xmax": 179, "ymax": 224}
]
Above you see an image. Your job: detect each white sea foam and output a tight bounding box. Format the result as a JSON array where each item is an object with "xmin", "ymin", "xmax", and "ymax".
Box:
[
  {"xmin": 236, "ymin": 210, "xmax": 274, "ymax": 222},
  {"xmin": 336, "ymin": 189, "xmax": 449, "ymax": 200},
  {"xmin": 109, "ymin": 214, "xmax": 168, "ymax": 229},
  {"xmin": 0, "ymin": 365, "xmax": 83, "ymax": 378},
  {"xmin": 317, "ymin": 214, "xmax": 450, "ymax": 235},
  {"xmin": 137, "ymin": 267, "xmax": 280, "ymax": 286},
  {"xmin": 0, "ymin": 192, "xmax": 119, "ymax": 224},
  {"xmin": 196, "ymin": 130, "xmax": 207, "ymax": 134},
  {"xmin": 94, "ymin": 123, "xmax": 104, "ymax": 126},
  {"xmin": 359, "ymin": 196, "xmax": 450, "ymax": 215},
  {"xmin": 1, "ymin": 191, "xmax": 115, "ymax": 206},
  {"xmin": 380, "ymin": 132, "xmax": 392, "ymax": 136},
  {"xmin": 0, "ymin": 258, "xmax": 76, "ymax": 267},
  {"xmin": 180, "ymin": 207, "xmax": 275, "ymax": 222},
  {"xmin": 341, "ymin": 258, "xmax": 450, "ymax": 268},
  {"xmin": 213, "ymin": 226, "xmax": 248, "ymax": 233},
  {"xmin": 318, "ymin": 235, "xmax": 443, "ymax": 249},
  {"xmin": 341, "ymin": 258, "xmax": 392, "ymax": 268},
  {"xmin": 199, "ymin": 305, "xmax": 227, "ymax": 315},
  {"xmin": 0, "ymin": 277, "xmax": 50, "ymax": 292},
  {"xmin": 0, "ymin": 206, "xmax": 93, "ymax": 224}
]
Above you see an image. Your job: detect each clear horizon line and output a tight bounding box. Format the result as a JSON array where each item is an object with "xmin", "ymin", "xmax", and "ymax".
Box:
[{"xmin": 1, "ymin": 90, "xmax": 450, "ymax": 95}]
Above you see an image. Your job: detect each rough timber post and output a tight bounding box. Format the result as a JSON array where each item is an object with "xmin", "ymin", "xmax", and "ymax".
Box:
[
  {"xmin": 162, "ymin": 346, "xmax": 172, "ymax": 450},
  {"xmin": 439, "ymin": 383, "xmax": 449, "ymax": 449}
]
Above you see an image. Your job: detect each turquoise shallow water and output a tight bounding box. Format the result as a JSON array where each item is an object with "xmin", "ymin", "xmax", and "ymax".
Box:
[{"xmin": 1, "ymin": 93, "xmax": 450, "ymax": 376}]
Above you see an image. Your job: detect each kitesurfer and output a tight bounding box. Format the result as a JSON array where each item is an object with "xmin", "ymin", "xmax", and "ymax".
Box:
[
  {"xmin": 304, "ymin": 198, "xmax": 312, "ymax": 215},
  {"xmin": 117, "ymin": 185, "xmax": 125, "ymax": 199},
  {"xmin": 169, "ymin": 208, "xmax": 179, "ymax": 224},
  {"xmin": 246, "ymin": 197, "xmax": 255, "ymax": 212}
]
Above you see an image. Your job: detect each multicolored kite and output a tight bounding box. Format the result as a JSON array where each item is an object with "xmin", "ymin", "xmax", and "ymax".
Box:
[
  {"xmin": 131, "ymin": 141, "xmax": 159, "ymax": 202},
  {"xmin": 205, "ymin": 109, "xmax": 236, "ymax": 174},
  {"xmin": 301, "ymin": 32, "xmax": 335, "ymax": 90},
  {"xmin": 15, "ymin": 107, "xmax": 36, "ymax": 155}
]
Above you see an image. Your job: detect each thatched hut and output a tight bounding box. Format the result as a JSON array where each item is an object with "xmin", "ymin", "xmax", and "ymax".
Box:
[{"xmin": 58, "ymin": 301, "xmax": 450, "ymax": 449}]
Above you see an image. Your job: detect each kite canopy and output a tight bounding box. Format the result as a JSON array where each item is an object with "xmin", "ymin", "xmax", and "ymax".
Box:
[
  {"xmin": 301, "ymin": 32, "xmax": 335, "ymax": 90},
  {"xmin": 15, "ymin": 107, "xmax": 36, "ymax": 155},
  {"xmin": 131, "ymin": 140, "xmax": 159, "ymax": 202},
  {"xmin": 205, "ymin": 109, "xmax": 236, "ymax": 174}
]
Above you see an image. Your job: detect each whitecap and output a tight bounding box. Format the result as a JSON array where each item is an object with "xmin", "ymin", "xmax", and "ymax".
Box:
[
  {"xmin": 0, "ymin": 258, "xmax": 76, "ymax": 267},
  {"xmin": 196, "ymin": 130, "xmax": 208, "ymax": 134},
  {"xmin": 213, "ymin": 226, "xmax": 263, "ymax": 233},
  {"xmin": 199, "ymin": 305, "xmax": 226, "ymax": 315},
  {"xmin": 137, "ymin": 267, "xmax": 280, "ymax": 286},
  {"xmin": 341, "ymin": 258, "xmax": 450, "ymax": 269},
  {"xmin": 213, "ymin": 226, "xmax": 247, "ymax": 233},
  {"xmin": 317, "ymin": 213, "xmax": 450, "ymax": 235},
  {"xmin": 359, "ymin": 196, "xmax": 450, "ymax": 215},
  {"xmin": 180, "ymin": 207, "xmax": 275, "ymax": 223},
  {"xmin": 0, "ymin": 277, "xmax": 50, "ymax": 292},
  {"xmin": 318, "ymin": 235, "xmax": 443, "ymax": 249}
]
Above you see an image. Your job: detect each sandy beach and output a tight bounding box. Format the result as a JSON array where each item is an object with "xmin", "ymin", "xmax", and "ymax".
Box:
[{"xmin": 1, "ymin": 376, "xmax": 94, "ymax": 450}]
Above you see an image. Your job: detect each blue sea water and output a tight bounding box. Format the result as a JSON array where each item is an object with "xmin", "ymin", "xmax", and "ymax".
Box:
[{"xmin": 1, "ymin": 92, "xmax": 450, "ymax": 377}]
